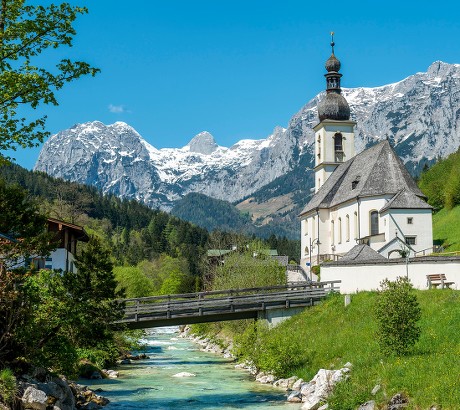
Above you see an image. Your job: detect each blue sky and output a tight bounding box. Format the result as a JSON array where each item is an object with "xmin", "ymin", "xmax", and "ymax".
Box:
[{"xmin": 7, "ymin": 0, "xmax": 460, "ymax": 169}]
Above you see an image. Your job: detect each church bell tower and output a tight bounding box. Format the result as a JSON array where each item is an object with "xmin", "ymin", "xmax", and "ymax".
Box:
[{"xmin": 314, "ymin": 33, "xmax": 356, "ymax": 193}]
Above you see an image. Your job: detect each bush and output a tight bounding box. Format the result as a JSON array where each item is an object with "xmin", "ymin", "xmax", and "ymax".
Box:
[
  {"xmin": 0, "ymin": 368, "xmax": 17, "ymax": 405},
  {"xmin": 374, "ymin": 277, "xmax": 421, "ymax": 356}
]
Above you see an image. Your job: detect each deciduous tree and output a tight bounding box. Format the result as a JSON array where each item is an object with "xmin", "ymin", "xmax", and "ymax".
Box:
[{"xmin": 0, "ymin": 0, "xmax": 99, "ymax": 162}]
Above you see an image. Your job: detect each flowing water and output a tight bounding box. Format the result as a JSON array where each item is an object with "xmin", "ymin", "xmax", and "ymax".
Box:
[{"xmin": 83, "ymin": 327, "xmax": 297, "ymax": 409}]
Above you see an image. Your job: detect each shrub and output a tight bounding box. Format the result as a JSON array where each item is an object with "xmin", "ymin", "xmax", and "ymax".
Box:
[
  {"xmin": 374, "ymin": 277, "xmax": 421, "ymax": 356},
  {"xmin": 0, "ymin": 368, "xmax": 17, "ymax": 405}
]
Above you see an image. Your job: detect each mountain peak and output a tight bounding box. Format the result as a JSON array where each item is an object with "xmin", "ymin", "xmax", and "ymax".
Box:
[{"xmin": 187, "ymin": 131, "xmax": 218, "ymax": 154}]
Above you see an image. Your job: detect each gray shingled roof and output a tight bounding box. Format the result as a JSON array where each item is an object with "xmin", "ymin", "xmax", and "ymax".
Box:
[
  {"xmin": 300, "ymin": 140, "xmax": 428, "ymax": 215},
  {"xmin": 340, "ymin": 244, "xmax": 387, "ymax": 262},
  {"xmin": 380, "ymin": 188, "xmax": 432, "ymax": 212}
]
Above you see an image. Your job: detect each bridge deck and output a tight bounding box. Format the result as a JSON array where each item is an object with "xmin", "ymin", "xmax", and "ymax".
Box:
[{"xmin": 117, "ymin": 281, "xmax": 340, "ymax": 329}]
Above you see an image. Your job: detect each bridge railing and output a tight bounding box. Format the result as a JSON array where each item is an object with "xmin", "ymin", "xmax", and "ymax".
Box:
[
  {"xmin": 119, "ymin": 281, "xmax": 341, "ymax": 323},
  {"xmin": 121, "ymin": 281, "xmax": 340, "ymax": 305}
]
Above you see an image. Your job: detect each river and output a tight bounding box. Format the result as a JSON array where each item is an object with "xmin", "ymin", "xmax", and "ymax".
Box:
[{"xmin": 83, "ymin": 327, "xmax": 296, "ymax": 409}]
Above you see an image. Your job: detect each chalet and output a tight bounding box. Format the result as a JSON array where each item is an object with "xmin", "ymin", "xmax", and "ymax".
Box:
[{"xmin": 31, "ymin": 218, "xmax": 89, "ymax": 272}]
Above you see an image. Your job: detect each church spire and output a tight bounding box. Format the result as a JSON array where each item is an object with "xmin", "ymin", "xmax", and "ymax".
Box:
[{"xmin": 317, "ymin": 33, "xmax": 350, "ymax": 122}]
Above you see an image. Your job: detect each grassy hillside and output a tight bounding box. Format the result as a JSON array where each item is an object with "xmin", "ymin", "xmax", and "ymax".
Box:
[
  {"xmin": 432, "ymin": 205, "xmax": 460, "ymax": 252},
  {"xmin": 228, "ymin": 290, "xmax": 460, "ymax": 409}
]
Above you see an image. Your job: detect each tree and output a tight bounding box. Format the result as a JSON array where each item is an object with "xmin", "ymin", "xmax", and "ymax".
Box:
[
  {"xmin": 0, "ymin": 178, "xmax": 54, "ymax": 269},
  {"xmin": 63, "ymin": 235, "xmax": 125, "ymax": 348},
  {"xmin": 0, "ymin": 1, "xmax": 99, "ymax": 162},
  {"xmin": 374, "ymin": 277, "xmax": 422, "ymax": 356}
]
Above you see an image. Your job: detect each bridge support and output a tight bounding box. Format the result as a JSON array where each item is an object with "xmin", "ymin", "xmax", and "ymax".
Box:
[{"xmin": 257, "ymin": 306, "xmax": 306, "ymax": 328}]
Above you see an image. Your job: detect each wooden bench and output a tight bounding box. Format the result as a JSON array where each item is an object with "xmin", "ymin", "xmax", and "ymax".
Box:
[{"xmin": 426, "ymin": 274, "xmax": 455, "ymax": 289}]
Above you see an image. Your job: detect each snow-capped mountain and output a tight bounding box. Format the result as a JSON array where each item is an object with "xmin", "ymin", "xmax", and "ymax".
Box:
[{"xmin": 35, "ymin": 61, "xmax": 460, "ymax": 211}]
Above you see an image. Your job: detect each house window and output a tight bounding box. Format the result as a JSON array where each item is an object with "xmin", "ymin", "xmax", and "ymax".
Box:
[
  {"xmin": 370, "ymin": 211, "xmax": 379, "ymax": 236},
  {"xmin": 405, "ymin": 236, "xmax": 416, "ymax": 245},
  {"xmin": 407, "ymin": 217, "xmax": 413, "ymax": 224},
  {"xmin": 331, "ymin": 220, "xmax": 335, "ymax": 245},
  {"xmin": 338, "ymin": 217, "xmax": 342, "ymax": 244},
  {"xmin": 346, "ymin": 214, "xmax": 350, "ymax": 242}
]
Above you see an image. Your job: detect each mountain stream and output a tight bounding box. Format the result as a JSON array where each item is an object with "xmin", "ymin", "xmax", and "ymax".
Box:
[{"xmin": 83, "ymin": 327, "xmax": 295, "ymax": 409}]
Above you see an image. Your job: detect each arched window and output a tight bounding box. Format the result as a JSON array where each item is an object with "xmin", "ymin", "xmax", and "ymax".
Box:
[
  {"xmin": 312, "ymin": 217, "xmax": 316, "ymax": 240},
  {"xmin": 302, "ymin": 219, "xmax": 308, "ymax": 236},
  {"xmin": 331, "ymin": 220, "xmax": 335, "ymax": 244},
  {"xmin": 304, "ymin": 246, "xmax": 309, "ymax": 256},
  {"xmin": 370, "ymin": 211, "xmax": 379, "ymax": 236},
  {"xmin": 338, "ymin": 217, "xmax": 342, "ymax": 244},
  {"xmin": 346, "ymin": 214, "xmax": 350, "ymax": 242},
  {"xmin": 334, "ymin": 132, "xmax": 344, "ymax": 162}
]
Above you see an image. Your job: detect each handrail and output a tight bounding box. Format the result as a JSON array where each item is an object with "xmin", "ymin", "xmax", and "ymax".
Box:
[{"xmin": 121, "ymin": 281, "xmax": 341, "ymax": 304}]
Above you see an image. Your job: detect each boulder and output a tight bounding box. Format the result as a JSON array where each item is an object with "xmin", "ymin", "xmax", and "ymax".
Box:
[
  {"xmin": 292, "ymin": 378, "xmax": 304, "ymax": 391},
  {"xmin": 287, "ymin": 391, "xmax": 302, "ymax": 403},
  {"xmin": 387, "ymin": 393, "xmax": 408, "ymax": 409},
  {"xmin": 358, "ymin": 401, "xmax": 376, "ymax": 410},
  {"xmin": 22, "ymin": 386, "xmax": 48, "ymax": 410},
  {"xmin": 300, "ymin": 396, "xmax": 321, "ymax": 410}
]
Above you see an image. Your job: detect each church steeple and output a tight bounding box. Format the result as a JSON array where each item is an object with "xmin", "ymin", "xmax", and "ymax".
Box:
[
  {"xmin": 314, "ymin": 33, "xmax": 355, "ymax": 193},
  {"xmin": 317, "ymin": 32, "xmax": 351, "ymax": 122}
]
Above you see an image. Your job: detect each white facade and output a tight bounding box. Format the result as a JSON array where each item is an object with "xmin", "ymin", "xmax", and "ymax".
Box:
[{"xmin": 300, "ymin": 125, "xmax": 433, "ymax": 270}]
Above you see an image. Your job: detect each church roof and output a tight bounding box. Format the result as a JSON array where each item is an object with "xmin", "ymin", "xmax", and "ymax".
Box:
[
  {"xmin": 340, "ymin": 244, "xmax": 387, "ymax": 262},
  {"xmin": 380, "ymin": 188, "xmax": 432, "ymax": 212},
  {"xmin": 300, "ymin": 140, "xmax": 428, "ymax": 216}
]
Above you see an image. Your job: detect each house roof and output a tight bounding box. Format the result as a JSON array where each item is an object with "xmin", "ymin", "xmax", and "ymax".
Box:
[
  {"xmin": 47, "ymin": 218, "xmax": 89, "ymax": 242},
  {"xmin": 300, "ymin": 140, "xmax": 428, "ymax": 216},
  {"xmin": 377, "ymin": 236, "xmax": 415, "ymax": 254},
  {"xmin": 340, "ymin": 244, "xmax": 387, "ymax": 262},
  {"xmin": 207, "ymin": 249, "xmax": 234, "ymax": 257}
]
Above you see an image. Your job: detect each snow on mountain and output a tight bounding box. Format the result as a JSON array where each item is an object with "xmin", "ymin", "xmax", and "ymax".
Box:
[{"xmin": 35, "ymin": 61, "xmax": 460, "ymax": 210}]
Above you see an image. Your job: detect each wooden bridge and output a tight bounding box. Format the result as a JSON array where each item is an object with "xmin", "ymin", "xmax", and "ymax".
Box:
[{"xmin": 117, "ymin": 281, "xmax": 340, "ymax": 329}]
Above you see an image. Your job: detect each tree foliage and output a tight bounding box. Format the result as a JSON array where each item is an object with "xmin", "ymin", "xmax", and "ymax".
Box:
[
  {"xmin": 374, "ymin": 277, "xmax": 422, "ymax": 356},
  {"xmin": 0, "ymin": 0, "xmax": 99, "ymax": 162},
  {"xmin": 418, "ymin": 149, "xmax": 460, "ymax": 210}
]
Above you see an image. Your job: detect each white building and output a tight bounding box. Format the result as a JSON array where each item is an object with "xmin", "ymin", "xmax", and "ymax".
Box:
[{"xmin": 300, "ymin": 39, "xmax": 433, "ymax": 270}]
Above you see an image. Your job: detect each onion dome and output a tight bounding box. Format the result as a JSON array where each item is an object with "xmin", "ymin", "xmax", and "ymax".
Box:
[
  {"xmin": 325, "ymin": 53, "xmax": 341, "ymax": 72},
  {"xmin": 317, "ymin": 32, "xmax": 351, "ymax": 122},
  {"xmin": 317, "ymin": 93, "xmax": 351, "ymax": 122}
]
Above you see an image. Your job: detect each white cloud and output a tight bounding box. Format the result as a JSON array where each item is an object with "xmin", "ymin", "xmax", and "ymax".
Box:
[{"xmin": 108, "ymin": 104, "xmax": 126, "ymax": 114}]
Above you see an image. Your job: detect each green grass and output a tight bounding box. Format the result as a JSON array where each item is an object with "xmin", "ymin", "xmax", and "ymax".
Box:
[
  {"xmin": 236, "ymin": 290, "xmax": 460, "ymax": 410},
  {"xmin": 433, "ymin": 205, "xmax": 460, "ymax": 251}
]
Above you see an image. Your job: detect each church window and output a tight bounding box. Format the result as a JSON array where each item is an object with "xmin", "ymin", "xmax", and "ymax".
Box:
[
  {"xmin": 338, "ymin": 218, "xmax": 342, "ymax": 244},
  {"xmin": 331, "ymin": 220, "xmax": 335, "ymax": 244},
  {"xmin": 312, "ymin": 217, "xmax": 316, "ymax": 239},
  {"xmin": 405, "ymin": 236, "xmax": 416, "ymax": 245},
  {"xmin": 370, "ymin": 211, "xmax": 379, "ymax": 236},
  {"xmin": 407, "ymin": 217, "xmax": 413, "ymax": 224},
  {"xmin": 346, "ymin": 214, "xmax": 350, "ymax": 242},
  {"xmin": 334, "ymin": 133, "xmax": 344, "ymax": 162},
  {"xmin": 304, "ymin": 246, "xmax": 309, "ymax": 256},
  {"xmin": 303, "ymin": 219, "xmax": 308, "ymax": 235}
]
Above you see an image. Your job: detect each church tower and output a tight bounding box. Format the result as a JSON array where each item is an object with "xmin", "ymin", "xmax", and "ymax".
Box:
[{"xmin": 314, "ymin": 34, "xmax": 356, "ymax": 193}]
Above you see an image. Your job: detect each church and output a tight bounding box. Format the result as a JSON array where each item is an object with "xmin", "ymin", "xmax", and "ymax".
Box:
[{"xmin": 299, "ymin": 38, "xmax": 433, "ymax": 269}]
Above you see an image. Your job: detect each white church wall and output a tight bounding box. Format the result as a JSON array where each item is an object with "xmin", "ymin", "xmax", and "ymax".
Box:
[
  {"xmin": 386, "ymin": 209, "xmax": 433, "ymax": 254},
  {"xmin": 321, "ymin": 258, "xmax": 460, "ymax": 293}
]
